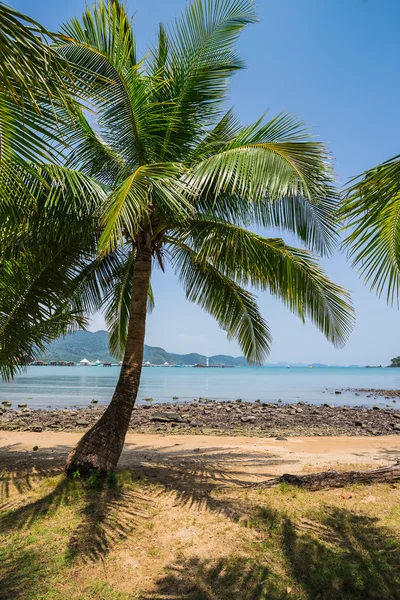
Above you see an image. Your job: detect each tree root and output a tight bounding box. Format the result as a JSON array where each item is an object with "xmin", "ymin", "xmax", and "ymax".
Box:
[{"xmin": 254, "ymin": 459, "xmax": 400, "ymax": 491}]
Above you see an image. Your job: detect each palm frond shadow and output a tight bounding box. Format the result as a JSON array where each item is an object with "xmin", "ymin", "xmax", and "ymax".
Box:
[
  {"xmin": 124, "ymin": 442, "xmax": 298, "ymax": 516},
  {"xmin": 142, "ymin": 555, "xmax": 274, "ymax": 600},
  {"xmin": 272, "ymin": 505, "xmax": 400, "ymax": 600},
  {"xmin": 0, "ymin": 446, "xmax": 153, "ymax": 565},
  {"xmin": 142, "ymin": 506, "xmax": 400, "ymax": 600}
]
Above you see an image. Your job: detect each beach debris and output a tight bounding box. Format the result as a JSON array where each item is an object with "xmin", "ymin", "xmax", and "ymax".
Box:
[
  {"xmin": 150, "ymin": 412, "xmax": 184, "ymax": 423},
  {"xmin": 335, "ymin": 391, "xmax": 342, "ymax": 394},
  {"xmin": 275, "ymin": 437, "xmax": 288, "ymax": 441},
  {"xmin": 33, "ymin": 446, "xmax": 38, "ymax": 452},
  {"xmin": 342, "ymin": 492, "xmax": 353, "ymax": 500},
  {"xmin": 255, "ymin": 460, "xmax": 400, "ymax": 491},
  {"xmin": 91, "ymin": 399, "xmax": 98, "ymax": 404}
]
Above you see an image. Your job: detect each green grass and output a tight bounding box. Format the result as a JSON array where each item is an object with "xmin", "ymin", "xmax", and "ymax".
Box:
[{"xmin": 1, "ymin": 469, "xmax": 400, "ymax": 599}]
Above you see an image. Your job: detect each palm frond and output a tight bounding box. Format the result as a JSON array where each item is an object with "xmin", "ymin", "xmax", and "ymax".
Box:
[
  {"xmin": 169, "ymin": 240, "xmax": 272, "ymax": 363},
  {"xmin": 99, "ymin": 162, "xmax": 193, "ymax": 254},
  {"xmin": 252, "ymin": 192, "xmax": 338, "ymax": 256},
  {"xmin": 0, "ymin": 3, "xmax": 72, "ymax": 109},
  {"xmin": 99, "ymin": 248, "xmax": 155, "ymax": 359},
  {"xmin": 157, "ymin": 0, "xmax": 257, "ymax": 160},
  {"xmin": 341, "ymin": 154, "xmax": 400, "ymax": 304},
  {"xmin": 58, "ymin": 0, "xmax": 169, "ymax": 167},
  {"xmin": 63, "ymin": 109, "xmax": 130, "ymax": 185},
  {"xmin": 104, "ymin": 248, "xmax": 136, "ymax": 359},
  {"xmin": 189, "ymin": 112, "xmax": 335, "ymax": 203},
  {"xmin": 170, "ymin": 217, "xmax": 354, "ymax": 347},
  {"xmin": 0, "ymin": 246, "xmax": 89, "ymax": 381}
]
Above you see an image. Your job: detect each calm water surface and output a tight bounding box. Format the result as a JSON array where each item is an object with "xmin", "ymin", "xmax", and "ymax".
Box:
[{"xmin": 1, "ymin": 366, "xmax": 400, "ymax": 409}]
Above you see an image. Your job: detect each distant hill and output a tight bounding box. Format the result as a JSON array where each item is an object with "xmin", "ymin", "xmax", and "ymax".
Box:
[
  {"xmin": 40, "ymin": 330, "xmax": 248, "ymax": 366},
  {"xmin": 40, "ymin": 330, "xmax": 361, "ymax": 367}
]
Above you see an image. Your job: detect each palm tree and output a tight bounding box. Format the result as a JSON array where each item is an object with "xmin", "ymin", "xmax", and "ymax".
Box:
[
  {"xmin": 341, "ymin": 154, "xmax": 400, "ymax": 303},
  {"xmin": 0, "ymin": 0, "xmax": 354, "ymax": 473}
]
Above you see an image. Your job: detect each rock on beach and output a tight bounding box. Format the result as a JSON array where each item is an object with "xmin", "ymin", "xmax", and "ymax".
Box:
[{"xmin": 1, "ymin": 397, "xmax": 400, "ymax": 437}]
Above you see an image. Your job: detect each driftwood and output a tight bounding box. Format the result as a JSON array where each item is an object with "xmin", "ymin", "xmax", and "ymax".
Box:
[{"xmin": 256, "ymin": 459, "xmax": 400, "ymax": 491}]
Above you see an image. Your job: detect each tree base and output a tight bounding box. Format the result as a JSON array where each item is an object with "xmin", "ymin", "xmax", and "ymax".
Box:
[
  {"xmin": 65, "ymin": 413, "xmax": 127, "ymax": 476},
  {"xmin": 255, "ymin": 460, "xmax": 400, "ymax": 491}
]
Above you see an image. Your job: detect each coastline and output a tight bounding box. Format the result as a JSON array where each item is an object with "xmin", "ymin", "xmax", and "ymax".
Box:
[{"xmin": 2, "ymin": 397, "xmax": 400, "ymax": 437}]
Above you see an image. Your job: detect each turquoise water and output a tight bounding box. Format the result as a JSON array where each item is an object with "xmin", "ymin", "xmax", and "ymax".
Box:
[{"xmin": 1, "ymin": 366, "xmax": 400, "ymax": 409}]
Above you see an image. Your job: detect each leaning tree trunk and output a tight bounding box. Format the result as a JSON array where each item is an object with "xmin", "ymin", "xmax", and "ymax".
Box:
[
  {"xmin": 65, "ymin": 243, "xmax": 152, "ymax": 475},
  {"xmin": 253, "ymin": 460, "xmax": 400, "ymax": 491}
]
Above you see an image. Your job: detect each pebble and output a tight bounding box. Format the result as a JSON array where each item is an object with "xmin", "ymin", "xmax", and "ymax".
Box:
[{"xmin": 1, "ymin": 394, "xmax": 400, "ymax": 438}]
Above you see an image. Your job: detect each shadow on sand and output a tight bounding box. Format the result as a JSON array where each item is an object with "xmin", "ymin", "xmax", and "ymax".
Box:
[
  {"xmin": 143, "ymin": 506, "xmax": 400, "ymax": 600},
  {"xmin": 1, "ymin": 443, "xmax": 400, "ymax": 599}
]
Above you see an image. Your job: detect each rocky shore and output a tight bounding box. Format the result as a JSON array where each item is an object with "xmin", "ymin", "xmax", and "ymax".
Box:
[{"xmin": 2, "ymin": 397, "xmax": 400, "ymax": 437}]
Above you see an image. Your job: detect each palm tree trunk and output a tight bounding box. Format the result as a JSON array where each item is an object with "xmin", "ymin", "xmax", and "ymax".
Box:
[{"xmin": 65, "ymin": 242, "xmax": 152, "ymax": 475}]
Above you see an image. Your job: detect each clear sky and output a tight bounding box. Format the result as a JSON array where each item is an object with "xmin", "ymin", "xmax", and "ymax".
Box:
[{"xmin": 11, "ymin": 0, "xmax": 400, "ymax": 365}]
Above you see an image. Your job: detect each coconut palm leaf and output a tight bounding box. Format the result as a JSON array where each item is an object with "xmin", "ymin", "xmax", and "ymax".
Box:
[
  {"xmin": 170, "ymin": 241, "xmax": 271, "ymax": 363},
  {"xmin": 98, "ymin": 162, "xmax": 193, "ymax": 254},
  {"xmin": 170, "ymin": 218, "xmax": 353, "ymax": 348},
  {"xmin": 0, "ymin": 3, "xmax": 80, "ymax": 166},
  {"xmin": 0, "ymin": 3, "xmax": 71, "ymax": 108},
  {"xmin": 341, "ymin": 154, "xmax": 400, "ymax": 304},
  {"xmin": 0, "ymin": 247, "xmax": 88, "ymax": 381},
  {"xmin": 157, "ymin": 0, "xmax": 258, "ymax": 160},
  {"xmin": 189, "ymin": 113, "xmax": 335, "ymax": 204}
]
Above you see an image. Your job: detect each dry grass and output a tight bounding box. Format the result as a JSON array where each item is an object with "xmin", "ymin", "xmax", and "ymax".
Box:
[{"xmin": 1, "ymin": 448, "xmax": 400, "ymax": 599}]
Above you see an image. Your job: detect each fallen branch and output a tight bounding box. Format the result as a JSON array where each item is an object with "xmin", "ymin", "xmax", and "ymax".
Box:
[{"xmin": 255, "ymin": 459, "xmax": 400, "ymax": 491}]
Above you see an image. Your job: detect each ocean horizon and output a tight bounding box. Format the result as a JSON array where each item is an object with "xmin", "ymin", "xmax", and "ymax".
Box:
[{"xmin": 1, "ymin": 365, "xmax": 399, "ymax": 409}]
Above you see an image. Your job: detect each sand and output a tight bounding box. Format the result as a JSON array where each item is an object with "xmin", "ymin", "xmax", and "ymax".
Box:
[{"xmin": 2, "ymin": 431, "xmax": 400, "ymax": 488}]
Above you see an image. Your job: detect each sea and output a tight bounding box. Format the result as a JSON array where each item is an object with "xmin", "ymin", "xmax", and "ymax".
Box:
[{"xmin": 1, "ymin": 366, "xmax": 400, "ymax": 409}]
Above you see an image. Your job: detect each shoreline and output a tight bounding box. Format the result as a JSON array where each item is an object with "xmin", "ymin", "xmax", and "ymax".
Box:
[{"xmin": 2, "ymin": 397, "xmax": 400, "ymax": 437}]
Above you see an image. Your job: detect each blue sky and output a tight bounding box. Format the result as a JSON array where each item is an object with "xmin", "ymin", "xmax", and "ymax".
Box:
[{"xmin": 11, "ymin": 0, "xmax": 400, "ymax": 365}]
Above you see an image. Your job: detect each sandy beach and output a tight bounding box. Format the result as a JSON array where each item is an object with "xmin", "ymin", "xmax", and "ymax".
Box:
[{"xmin": 2, "ymin": 430, "xmax": 400, "ymax": 486}]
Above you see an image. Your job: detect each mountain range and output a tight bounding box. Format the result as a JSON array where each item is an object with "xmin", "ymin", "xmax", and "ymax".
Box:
[
  {"xmin": 40, "ymin": 330, "xmax": 248, "ymax": 366},
  {"xmin": 40, "ymin": 330, "xmax": 361, "ymax": 367}
]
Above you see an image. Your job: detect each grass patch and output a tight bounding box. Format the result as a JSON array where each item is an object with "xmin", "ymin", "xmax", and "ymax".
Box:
[{"xmin": 1, "ymin": 464, "xmax": 400, "ymax": 599}]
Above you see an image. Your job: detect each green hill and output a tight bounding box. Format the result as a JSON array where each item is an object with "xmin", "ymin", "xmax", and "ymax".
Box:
[{"xmin": 40, "ymin": 330, "xmax": 247, "ymax": 366}]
